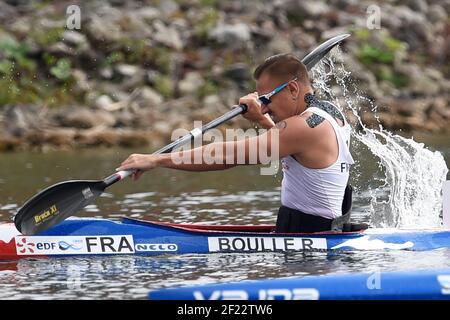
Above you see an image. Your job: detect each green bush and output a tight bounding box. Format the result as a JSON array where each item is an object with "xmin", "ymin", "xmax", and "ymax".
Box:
[
  {"xmin": 50, "ymin": 58, "xmax": 72, "ymax": 81},
  {"xmin": 357, "ymin": 44, "xmax": 395, "ymax": 65},
  {"xmin": 195, "ymin": 8, "xmax": 219, "ymax": 42},
  {"xmin": 197, "ymin": 80, "xmax": 219, "ymax": 99},
  {"xmin": 148, "ymin": 47, "xmax": 173, "ymax": 74},
  {"xmin": 356, "ymin": 31, "xmax": 406, "ymax": 66},
  {"xmin": 0, "ymin": 34, "xmax": 35, "ymax": 72},
  {"xmin": 376, "ymin": 67, "xmax": 409, "ymax": 88},
  {"xmin": 0, "ymin": 33, "xmax": 76, "ymax": 107},
  {"xmin": 29, "ymin": 27, "xmax": 64, "ymax": 47},
  {"xmin": 103, "ymin": 51, "xmax": 125, "ymax": 68},
  {"xmin": 154, "ymin": 75, "xmax": 173, "ymax": 99},
  {"xmin": 354, "ymin": 29, "xmax": 408, "ymax": 88}
]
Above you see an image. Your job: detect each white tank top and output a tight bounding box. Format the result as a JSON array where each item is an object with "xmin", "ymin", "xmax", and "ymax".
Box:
[{"xmin": 281, "ymin": 104, "xmax": 355, "ymax": 219}]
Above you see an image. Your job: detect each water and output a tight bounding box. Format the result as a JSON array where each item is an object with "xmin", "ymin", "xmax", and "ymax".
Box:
[
  {"xmin": 1, "ymin": 51, "xmax": 450, "ymax": 299},
  {"xmin": 0, "ymin": 141, "xmax": 449, "ymax": 299},
  {"xmin": 311, "ymin": 50, "xmax": 448, "ymax": 228}
]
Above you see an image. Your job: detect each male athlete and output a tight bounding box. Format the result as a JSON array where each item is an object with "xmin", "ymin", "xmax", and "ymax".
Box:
[{"xmin": 116, "ymin": 54, "xmax": 355, "ymax": 233}]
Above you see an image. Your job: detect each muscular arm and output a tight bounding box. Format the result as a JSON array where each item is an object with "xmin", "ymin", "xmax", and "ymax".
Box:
[
  {"xmin": 117, "ymin": 116, "xmax": 311, "ymax": 177},
  {"xmin": 156, "ymin": 148, "xmax": 237, "ymax": 172},
  {"xmin": 156, "ymin": 116, "xmax": 309, "ymax": 171}
]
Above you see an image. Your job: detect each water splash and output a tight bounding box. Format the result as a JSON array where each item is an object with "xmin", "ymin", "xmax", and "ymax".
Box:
[{"xmin": 311, "ymin": 48, "xmax": 448, "ymax": 228}]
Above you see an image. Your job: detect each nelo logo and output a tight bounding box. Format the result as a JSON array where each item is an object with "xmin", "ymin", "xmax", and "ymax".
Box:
[
  {"xmin": 16, "ymin": 238, "xmax": 36, "ymax": 254},
  {"xmin": 135, "ymin": 243, "xmax": 178, "ymax": 252}
]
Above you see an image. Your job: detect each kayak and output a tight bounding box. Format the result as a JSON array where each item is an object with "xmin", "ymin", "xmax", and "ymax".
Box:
[
  {"xmin": 1, "ymin": 216, "xmax": 450, "ymax": 260},
  {"xmin": 148, "ymin": 268, "xmax": 450, "ymax": 300}
]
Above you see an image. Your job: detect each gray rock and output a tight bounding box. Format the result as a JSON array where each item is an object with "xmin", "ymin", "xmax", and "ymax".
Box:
[
  {"xmin": 333, "ymin": 0, "xmax": 359, "ymax": 10},
  {"xmin": 72, "ymin": 69, "xmax": 91, "ymax": 93},
  {"xmin": 0, "ymin": 2, "xmax": 15, "ymax": 21},
  {"xmin": 224, "ymin": 64, "xmax": 252, "ymax": 82},
  {"xmin": 76, "ymin": 126, "xmax": 120, "ymax": 147},
  {"xmin": 48, "ymin": 42, "xmax": 74, "ymax": 56},
  {"xmin": 146, "ymin": 70, "xmax": 160, "ymax": 85},
  {"xmin": 58, "ymin": 107, "xmax": 116, "ymax": 128},
  {"xmin": 428, "ymin": 5, "xmax": 448, "ymax": 24},
  {"xmin": 299, "ymin": 1, "xmax": 330, "ymax": 17},
  {"xmin": 267, "ymin": 35, "xmax": 293, "ymax": 55},
  {"xmin": 159, "ymin": 0, "xmax": 179, "ymax": 16},
  {"xmin": 219, "ymin": 88, "xmax": 241, "ymax": 109},
  {"xmin": 153, "ymin": 20, "xmax": 184, "ymax": 50},
  {"xmin": 39, "ymin": 18, "xmax": 65, "ymax": 29},
  {"xmin": 407, "ymin": 0, "xmax": 428, "ymax": 13},
  {"xmin": 153, "ymin": 121, "xmax": 172, "ymax": 135},
  {"xmin": 109, "ymin": 0, "xmax": 127, "ymax": 6},
  {"xmin": 209, "ymin": 23, "xmax": 251, "ymax": 48},
  {"xmin": 115, "ymin": 110, "xmax": 135, "ymax": 127},
  {"xmin": 114, "ymin": 64, "xmax": 145, "ymax": 88},
  {"xmin": 41, "ymin": 128, "xmax": 77, "ymax": 148},
  {"xmin": 203, "ymin": 95, "xmax": 225, "ymax": 114},
  {"xmin": 179, "ymin": 72, "xmax": 205, "ymax": 95},
  {"xmin": 9, "ymin": 17, "xmax": 31, "ymax": 36},
  {"xmin": 3, "ymin": 105, "xmax": 47, "ymax": 137},
  {"xmin": 86, "ymin": 14, "xmax": 122, "ymax": 43},
  {"xmin": 136, "ymin": 6, "xmax": 161, "ymax": 22},
  {"xmin": 251, "ymin": 23, "xmax": 275, "ymax": 42},
  {"xmin": 138, "ymin": 87, "xmax": 164, "ymax": 107},
  {"xmin": 100, "ymin": 67, "xmax": 114, "ymax": 80},
  {"xmin": 95, "ymin": 95, "xmax": 116, "ymax": 111},
  {"xmin": 62, "ymin": 31, "xmax": 88, "ymax": 47},
  {"xmin": 5, "ymin": 0, "xmax": 30, "ymax": 6},
  {"xmin": 115, "ymin": 64, "xmax": 141, "ymax": 78},
  {"xmin": 186, "ymin": 48, "xmax": 215, "ymax": 69},
  {"xmin": 284, "ymin": 0, "xmax": 330, "ymax": 19},
  {"xmin": 442, "ymin": 0, "xmax": 450, "ymax": 12},
  {"xmin": 396, "ymin": 64, "xmax": 440, "ymax": 96},
  {"xmin": 124, "ymin": 12, "xmax": 154, "ymax": 37},
  {"xmin": 386, "ymin": 6, "xmax": 432, "ymax": 50},
  {"xmin": 291, "ymin": 29, "xmax": 316, "ymax": 51}
]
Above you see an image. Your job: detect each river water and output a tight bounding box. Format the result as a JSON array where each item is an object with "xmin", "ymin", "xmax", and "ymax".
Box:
[{"xmin": 0, "ymin": 133, "xmax": 449, "ymax": 299}]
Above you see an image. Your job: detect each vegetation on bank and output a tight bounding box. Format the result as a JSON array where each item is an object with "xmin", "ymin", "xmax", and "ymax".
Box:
[{"xmin": 0, "ymin": 0, "xmax": 448, "ymax": 151}]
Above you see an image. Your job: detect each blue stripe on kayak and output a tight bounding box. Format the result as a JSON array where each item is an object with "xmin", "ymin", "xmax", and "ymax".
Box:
[{"xmin": 148, "ymin": 269, "xmax": 450, "ymax": 300}]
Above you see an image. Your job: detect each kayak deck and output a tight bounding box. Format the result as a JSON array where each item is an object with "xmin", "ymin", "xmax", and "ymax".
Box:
[{"xmin": 1, "ymin": 217, "xmax": 450, "ymax": 260}]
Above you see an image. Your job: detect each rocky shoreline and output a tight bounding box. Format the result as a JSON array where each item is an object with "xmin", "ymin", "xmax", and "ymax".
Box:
[{"xmin": 0, "ymin": 0, "xmax": 449, "ymax": 152}]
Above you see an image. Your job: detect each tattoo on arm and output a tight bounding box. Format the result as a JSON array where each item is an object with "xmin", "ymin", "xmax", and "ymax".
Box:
[
  {"xmin": 275, "ymin": 121, "xmax": 287, "ymax": 130},
  {"xmin": 306, "ymin": 114, "xmax": 324, "ymax": 128}
]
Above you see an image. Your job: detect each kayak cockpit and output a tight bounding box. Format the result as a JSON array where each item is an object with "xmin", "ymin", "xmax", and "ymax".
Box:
[
  {"xmin": 121, "ymin": 217, "xmax": 365, "ymax": 235},
  {"xmin": 122, "ymin": 217, "xmax": 276, "ymax": 233}
]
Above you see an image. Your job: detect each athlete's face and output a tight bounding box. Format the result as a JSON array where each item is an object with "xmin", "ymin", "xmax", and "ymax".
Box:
[{"xmin": 256, "ymin": 74, "xmax": 306, "ymax": 123}]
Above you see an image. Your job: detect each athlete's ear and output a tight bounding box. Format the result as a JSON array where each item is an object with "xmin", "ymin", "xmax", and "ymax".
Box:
[{"xmin": 288, "ymin": 80, "xmax": 300, "ymax": 99}]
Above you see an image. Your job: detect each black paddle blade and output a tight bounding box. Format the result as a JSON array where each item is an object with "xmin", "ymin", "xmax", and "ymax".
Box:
[
  {"xmin": 14, "ymin": 180, "xmax": 106, "ymax": 235},
  {"xmin": 303, "ymin": 33, "xmax": 350, "ymax": 70}
]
